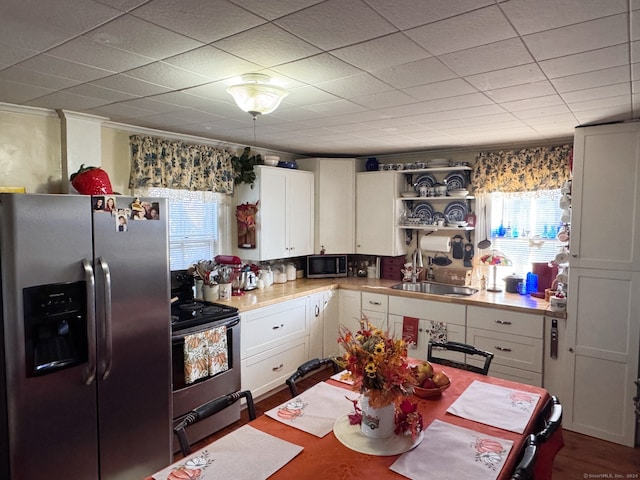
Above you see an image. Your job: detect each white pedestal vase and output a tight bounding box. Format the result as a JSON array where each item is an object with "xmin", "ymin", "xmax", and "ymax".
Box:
[{"xmin": 360, "ymin": 393, "xmax": 395, "ymax": 439}]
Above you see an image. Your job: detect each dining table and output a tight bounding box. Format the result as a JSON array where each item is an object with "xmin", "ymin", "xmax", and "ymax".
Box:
[{"xmin": 148, "ymin": 362, "xmax": 564, "ymax": 480}]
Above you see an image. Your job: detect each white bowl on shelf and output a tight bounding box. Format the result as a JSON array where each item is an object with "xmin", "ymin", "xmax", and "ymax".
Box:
[
  {"xmin": 401, "ymin": 191, "xmax": 418, "ymax": 198},
  {"xmin": 448, "ymin": 189, "xmax": 469, "ymax": 197},
  {"xmin": 264, "ymin": 155, "xmax": 280, "ymax": 166},
  {"xmin": 447, "ymin": 220, "xmax": 468, "ymax": 227}
]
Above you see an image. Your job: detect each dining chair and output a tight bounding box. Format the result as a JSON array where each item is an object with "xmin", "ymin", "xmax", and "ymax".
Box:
[
  {"xmin": 510, "ymin": 434, "xmax": 538, "ymax": 480},
  {"xmin": 427, "ymin": 341, "xmax": 494, "ymax": 375},
  {"xmin": 173, "ymin": 390, "xmax": 257, "ymax": 456},
  {"xmin": 286, "ymin": 357, "xmax": 340, "ymax": 397},
  {"xmin": 534, "ymin": 395, "xmax": 563, "ymax": 443}
]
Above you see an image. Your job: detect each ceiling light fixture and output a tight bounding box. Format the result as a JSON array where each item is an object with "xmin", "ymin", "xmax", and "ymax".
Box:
[{"xmin": 226, "ymin": 73, "xmax": 289, "ymax": 119}]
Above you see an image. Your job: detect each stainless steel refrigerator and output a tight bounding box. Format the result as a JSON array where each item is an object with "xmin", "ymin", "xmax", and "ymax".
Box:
[{"xmin": 0, "ymin": 194, "xmax": 172, "ymax": 480}]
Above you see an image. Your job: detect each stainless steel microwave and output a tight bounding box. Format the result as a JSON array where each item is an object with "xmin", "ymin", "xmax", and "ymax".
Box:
[{"xmin": 306, "ymin": 254, "xmax": 348, "ymax": 278}]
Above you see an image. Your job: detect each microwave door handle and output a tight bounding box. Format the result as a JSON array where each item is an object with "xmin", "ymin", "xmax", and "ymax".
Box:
[
  {"xmin": 82, "ymin": 258, "xmax": 97, "ymax": 385},
  {"xmin": 98, "ymin": 257, "xmax": 113, "ymax": 380}
]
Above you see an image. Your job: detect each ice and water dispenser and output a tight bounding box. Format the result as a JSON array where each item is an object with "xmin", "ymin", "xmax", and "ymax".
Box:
[{"xmin": 23, "ymin": 281, "xmax": 88, "ymax": 376}]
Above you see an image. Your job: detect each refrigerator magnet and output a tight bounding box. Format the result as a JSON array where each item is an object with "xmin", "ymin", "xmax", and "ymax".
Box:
[
  {"xmin": 105, "ymin": 196, "xmax": 116, "ymax": 215},
  {"xmin": 116, "ymin": 214, "xmax": 128, "ymax": 232},
  {"xmin": 93, "ymin": 196, "xmax": 105, "ymax": 212}
]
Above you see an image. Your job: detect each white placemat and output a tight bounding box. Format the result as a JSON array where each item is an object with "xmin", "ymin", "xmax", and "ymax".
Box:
[
  {"xmin": 330, "ymin": 369, "xmax": 354, "ymax": 385},
  {"xmin": 151, "ymin": 424, "xmax": 303, "ymax": 480},
  {"xmin": 266, "ymin": 381, "xmax": 356, "ymax": 437},
  {"xmin": 446, "ymin": 380, "xmax": 541, "ymax": 433},
  {"xmin": 390, "ymin": 419, "xmax": 514, "ymax": 480}
]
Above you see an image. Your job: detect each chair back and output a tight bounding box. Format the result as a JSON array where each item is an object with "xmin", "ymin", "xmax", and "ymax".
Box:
[
  {"xmin": 427, "ymin": 341, "xmax": 494, "ymax": 375},
  {"xmin": 286, "ymin": 357, "xmax": 340, "ymax": 397},
  {"xmin": 535, "ymin": 395, "xmax": 563, "ymax": 443},
  {"xmin": 173, "ymin": 390, "xmax": 256, "ymax": 456},
  {"xmin": 511, "ymin": 434, "xmax": 538, "ymax": 480}
]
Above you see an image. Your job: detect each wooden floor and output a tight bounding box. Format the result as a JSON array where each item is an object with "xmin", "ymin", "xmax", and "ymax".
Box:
[{"xmin": 184, "ymin": 369, "xmax": 640, "ymax": 479}]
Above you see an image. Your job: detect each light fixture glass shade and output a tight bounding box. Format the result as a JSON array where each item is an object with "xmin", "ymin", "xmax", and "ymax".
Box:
[{"xmin": 226, "ymin": 73, "xmax": 288, "ymax": 117}]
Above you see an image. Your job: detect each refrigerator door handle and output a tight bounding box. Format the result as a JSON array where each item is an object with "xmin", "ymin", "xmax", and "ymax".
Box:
[
  {"xmin": 82, "ymin": 258, "xmax": 97, "ymax": 385},
  {"xmin": 99, "ymin": 257, "xmax": 113, "ymax": 380}
]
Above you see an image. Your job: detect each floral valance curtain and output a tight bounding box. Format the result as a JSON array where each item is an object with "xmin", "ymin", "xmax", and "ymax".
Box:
[
  {"xmin": 129, "ymin": 135, "xmax": 235, "ymax": 194},
  {"xmin": 471, "ymin": 144, "xmax": 572, "ymax": 194}
]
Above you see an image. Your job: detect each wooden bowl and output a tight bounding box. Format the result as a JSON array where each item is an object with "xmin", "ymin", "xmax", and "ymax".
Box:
[{"xmin": 413, "ymin": 381, "xmax": 451, "ymax": 398}]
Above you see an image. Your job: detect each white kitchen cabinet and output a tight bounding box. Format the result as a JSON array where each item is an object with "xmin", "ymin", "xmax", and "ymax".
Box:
[
  {"xmin": 563, "ymin": 267, "xmax": 640, "ymax": 446},
  {"xmin": 571, "ymin": 122, "xmax": 640, "ymax": 271},
  {"xmin": 361, "ymin": 291, "xmax": 388, "ymax": 330},
  {"xmin": 466, "ymin": 306, "xmax": 543, "ymax": 387},
  {"xmin": 388, "ymin": 296, "xmax": 466, "ymax": 362},
  {"xmin": 307, "ymin": 289, "xmax": 339, "ymax": 359},
  {"xmin": 297, "ymin": 158, "xmax": 357, "ymax": 254},
  {"xmin": 240, "ymin": 297, "xmax": 309, "ymax": 398},
  {"xmin": 356, "ymin": 172, "xmax": 406, "ymax": 256},
  {"xmin": 234, "ymin": 165, "xmax": 314, "ymax": 261},
  {"xmin": 338, "ymin": 289, "xmax": 361, "ymax": 333}
]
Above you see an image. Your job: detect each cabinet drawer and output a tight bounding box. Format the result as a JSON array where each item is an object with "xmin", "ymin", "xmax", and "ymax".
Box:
[
  {"xmin": 467, "ymin": 327, "xmax": 543, "ymax": 373},
  {"xmin": 388, "ymin": 296, "xmax": 465, "ymax": 326},
  {"xmin": 241, "ymin": 339, "xmax": 308, "ymax": 398},
  {"xmin": 485, "ymin": 363, "xmax": 543, "ymax": 387},
  {"xmin": 361, "ymin": 292, "xmax": 388, "ymax": 313},
  {"xmin": 242, "ymin": 298, "xmax": 308, "ymax": 358},
  {"xmin": 467, "ymin": 306, "xmax": 543, "ymax": 338}
]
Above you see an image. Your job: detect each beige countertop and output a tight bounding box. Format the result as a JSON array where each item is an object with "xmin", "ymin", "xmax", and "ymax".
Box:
[{"xmin": 217, "ymin": 277, "xmax": 566, "ymax": 318}]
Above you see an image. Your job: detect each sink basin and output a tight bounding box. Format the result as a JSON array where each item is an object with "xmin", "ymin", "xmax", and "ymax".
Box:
[{"xmin": 391, "ymin": 281, "xmax": 478, "ymax": 297}]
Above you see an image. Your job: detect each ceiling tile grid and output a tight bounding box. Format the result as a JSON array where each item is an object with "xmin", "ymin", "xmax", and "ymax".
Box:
[{"xmin": 1, "ymin": 0, "xmax": 638, "ymax": 156}]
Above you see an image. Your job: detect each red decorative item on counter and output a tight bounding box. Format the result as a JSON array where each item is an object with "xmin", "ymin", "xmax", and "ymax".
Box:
[{"xmin": 70, "ymin": 164, "xmax": 114, "ymax": 195}]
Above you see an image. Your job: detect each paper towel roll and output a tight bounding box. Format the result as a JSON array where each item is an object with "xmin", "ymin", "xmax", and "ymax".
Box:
[{"xmin": 420, "ymin": 235, "xmax": 451, "ymax": 252}]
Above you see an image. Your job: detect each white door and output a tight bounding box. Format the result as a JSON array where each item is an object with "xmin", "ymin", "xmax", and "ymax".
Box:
[
  {"xmin": 565, "ymin": 267, "xmax": 640, "ymax": 446},
  {"xmin": 260, "ymin": 168, "xmax": 288, "ymax": 260},
  {"xmin": 571, "ymin": 123, "xmax": 640, "ymax": 271},
  {"xmin": 317, "ymin": 159, "xmax": 355, "ymax": 253},
  {"xmin": 338, "ymin": 289, "xmax": 361, "ymax": 334},
  {"xmin": 322, "ymin": 290, "xmax": 340, "ymax": 358}
]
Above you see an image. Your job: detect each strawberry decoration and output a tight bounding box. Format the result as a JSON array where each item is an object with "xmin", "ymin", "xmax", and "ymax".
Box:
[{"xmin": 70, "ymin": 164, "xmax": 113, "ymax": 195}]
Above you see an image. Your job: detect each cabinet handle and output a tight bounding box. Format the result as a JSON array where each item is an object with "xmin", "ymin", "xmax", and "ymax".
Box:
[
  {"xmin": 315, "ymin": 305, "xmax": 320, "ymax": 317},
  {"xmin": 495, "ymin": 320, "xmax": 512, "ymax": 325},
  {"xmin": 495, "ymin": 345, "xmax": 512, "ymax": 352},
  {"xmin": 272, "ymin": 364, "xmax": 284, "ymax": 372},
  {"xmin": 272, "ymin": 324, "xmax": 285, "ymax": 330},
  {"xmin": 369, "ymin": 301, "xmax": 381, "ymax": 305},
  {"xmin": 571, "ymin": 253, "xmax": 578, "ymax": 258}
]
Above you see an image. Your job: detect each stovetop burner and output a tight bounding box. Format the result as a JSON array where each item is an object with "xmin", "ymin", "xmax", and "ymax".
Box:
[{"xmin": 170, "ymin": 298, "xmax": 239, "ymax": 331}]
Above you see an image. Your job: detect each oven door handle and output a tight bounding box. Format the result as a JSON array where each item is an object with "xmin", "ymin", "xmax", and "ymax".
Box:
[{"xmin": 172, "ymin": 317, "xmax": 240, "ymax": 341}]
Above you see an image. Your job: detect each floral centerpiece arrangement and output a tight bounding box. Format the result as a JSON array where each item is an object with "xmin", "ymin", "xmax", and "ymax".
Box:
[{"xmin": 336, "ymin": 317, "xmax": 423, "ymax": 439}]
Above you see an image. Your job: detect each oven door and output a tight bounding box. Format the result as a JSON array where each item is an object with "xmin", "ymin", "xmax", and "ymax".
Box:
[{"xmin": 171, "ymin": 316, "xmax": 241, "ymax": 450}]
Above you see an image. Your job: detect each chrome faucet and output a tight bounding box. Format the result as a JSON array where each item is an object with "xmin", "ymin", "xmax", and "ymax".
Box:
[{"xmin": 411, "ymin": 248, "xmax": 422, "ymax": 283}]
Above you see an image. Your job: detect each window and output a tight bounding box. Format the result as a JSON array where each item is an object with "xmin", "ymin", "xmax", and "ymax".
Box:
[
  {"xmin": 142, "ymin": 188, "xmax": 223, "ymax": 270},
  {"xmin": 488, "ymin": 190, "xmax": 564, "ymax": 276}
]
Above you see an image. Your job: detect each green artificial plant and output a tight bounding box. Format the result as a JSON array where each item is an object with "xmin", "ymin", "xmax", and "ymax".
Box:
[{"xmin": 231, "ymin": 147, "xmax": 263, "ymax": 186}]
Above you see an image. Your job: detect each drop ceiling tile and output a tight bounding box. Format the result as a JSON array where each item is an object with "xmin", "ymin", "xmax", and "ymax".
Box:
[
  {"xmin": 83, "ymin": 101, "xmax": 159, "ymax": 120},
  {"xmin": 24, "ymin": 90, "xmax": 110, "ymax": 111},
  {"xmin": 0, "ymin": 79, "xmax": 55, "ymax": 104},
  {"xmin": 500, "ymin": 94, "xmax": 566, "ymax": 112},
  {"xmin": 149, "ymin": 91, "xmax": 232, "ymax": 115},
  {"xmin": 331, "ymin": 33, "xmax": 429, "ymax": 72},
  {"xmin": 439, "ymin": 38, "xmax": 534, "ymax": 76},
  {"xmin": 131, "ymin": 0, "xmax": 265, "ymax": 43},
  {"xmin": 274, "ymin": 0, "xmax": 395, "ymax": 51},
  {"xmin": 562, "ymin": 83, "xmax": 630, "ymax": 103},
  {"xmin": 228, "ymin": 0, "xmax": 324, "ymax": 20},
  {"xmin": 123, "ymin": 62, "xmax": 212, "ymax": 89},
  {"xmin": 49, "ymin": 37, "xmax": 154, "ymax": 72},
  {"xmin": 213, "ymin": 24, "xmax": 320, "ymax": 67},
  {"xmin": 163, "ymin": 46, "xmax": 261, "ymax": 82},
  {"xmin": 302, "ymin": 99, "xmax": 367, "ymax": 117},
  {"xmin": 574, "ymin": 106, "xmax": 630, "ymax": 124},
  {"xmin": 94, "ymin": 0, "xmax": 149, "ymax": 11},
  {"xmin": 90, "ymin": 74, "xmax": 172, "ymax": 96},
  {"xmin": 0, "ymin": 0, "xmax": 120, "ymax": 51},
  {"xmin": 539, "ymin": 44, "xmax": 630, "ymax": 79},
  {"xmin": 512, "ymin": 104, "xmax": 574, "ymax": 119},
  {"xmin": 523, "ymin": 14, "xmax": 629, "ymax": 61},
  {"xmin": 273, "ymin": 54, "xmax": 362, "ymax": 84},
  {"xmin": 0, "ymin": 66, "xmax": 79, "ymax": 90},
  {"xmin": 500, "ymin": 0, "xmax": 627, "ymax": 35},
  {"xmin": 281, "ymin": 86, "xmax": 341, "ymax": 107},
  {"xmin": 404, "ymin": 78, "xmax": 478, "ymax": 101},
  {"xmin": 411, "ymin": 104, "xmax": 506, "ymax": 123},
  {"xmin": 567, "ymin": 93, "xmax": 631, "ymax": 111},
  {"xmin": 374, "ymin": 57, "xmax": 457, "ymax": 89},
  {"xmin": 365, "ymin": 0, "xmax": 494, "ymax": 30},
  {"xmin": 406, "ymin": 6, "xmax": 516, "ymax": 56},
  {"xmin": 316, "ymin": 73, "xmax": 393, "ymax": 98},
  {"xmin": 351, "ymin": 90, "xmax": 416, "ymax": 109},
  {"xmin": 552, "ymin": 66, "xmax": 630, "ymax": 93},
  {"xmin": 85, "ymin": 14, "xmax": 204, "ymax": 60},
  {"xmin": 465, "ymin": 64, "xmax": 546, "ymax": 91},
  {"xmin": 64, "ymin": 83, "xmax": 137, "ymax": 103},
  {"xmin": 0, "ymin": 42, "xmax": 39, "ymax": 66},
  {"xmin": 483, "ymin": 80, "xmax": 557, "ymax": 103},
  {"xmin": 16, "ymin": 54, "xmax": 114, "ymax": 82}
]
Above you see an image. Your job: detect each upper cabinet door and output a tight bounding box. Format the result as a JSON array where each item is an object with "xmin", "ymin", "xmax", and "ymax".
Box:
[
  {"xmin": 287, "ymin": 169, "xmax": 314, "ymax": 257},
  {"xmin": 571, "ymin": 122, "xmax": 640, "ymax": 270}
]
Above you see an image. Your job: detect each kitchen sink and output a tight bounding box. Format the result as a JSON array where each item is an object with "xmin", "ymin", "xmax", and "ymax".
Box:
[{"xmin": 391, "ymin": 281, "xmax": 478, "ymax": 297}]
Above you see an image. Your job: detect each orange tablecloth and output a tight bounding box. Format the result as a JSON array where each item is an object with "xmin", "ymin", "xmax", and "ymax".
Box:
[{"xmin": 150, "ymin": 365, "xmax": 563, "ymax": 480}]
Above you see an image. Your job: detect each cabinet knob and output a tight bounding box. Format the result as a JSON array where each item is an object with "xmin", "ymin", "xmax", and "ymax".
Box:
[{"xmin": 571, "ymin": 253, "xmax": 578, "ymax": 257}]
